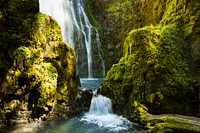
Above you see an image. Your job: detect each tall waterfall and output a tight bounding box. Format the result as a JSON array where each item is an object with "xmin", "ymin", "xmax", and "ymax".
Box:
[{"xmin": 39, "ymin": 0, "xmax": 105, "ymax": 78}]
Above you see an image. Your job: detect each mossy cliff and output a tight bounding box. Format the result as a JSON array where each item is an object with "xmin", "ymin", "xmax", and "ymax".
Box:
[
  {"xmin": 103, "ymin": 24, "xmax": 196, "ymax": 115},
  {"xmin": 0, "ymin": 0, "xmax": 84, "ymax": 124},
  {"xmin": 97, "ymin": 0, "xmax": 200, "ymax": 124},
  {"xmin": 89, "ymin": 0, "xmax": 200, "ymax": 76}
]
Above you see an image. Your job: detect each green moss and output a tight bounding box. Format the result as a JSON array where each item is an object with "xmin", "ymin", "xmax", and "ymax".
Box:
[
  {"xmin": 132, "ymin": 101, "xmax": 200, "ymax": 132},
  {"xmin": 0, "ymin": 0, "xmax": 77, "ymax": 119},
  {"xmin": 86, "ymin": 0, "xmax": 99, "ymax": 27},
  {"xmin": 147, "ymin": 114, "xmax": 200, "ymax": 132},
  {"xmin": 93, "ymin": 1, "xmax": 200, "ymax": 129},
  {"xmin": 104, "ymin": 24, "xmax": 194, "ymax": 115}
]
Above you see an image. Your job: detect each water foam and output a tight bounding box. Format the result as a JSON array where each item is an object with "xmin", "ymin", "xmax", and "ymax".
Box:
[
  {"xmin": 39, "ymin": 0, "xmax": 105, "ymax": 78},
  {"xmin": 80, "ymin": 94, "xmax": 132, "ymax": 132}
]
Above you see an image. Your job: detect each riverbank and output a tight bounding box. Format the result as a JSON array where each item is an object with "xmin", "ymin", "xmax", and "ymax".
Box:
[{"xmin": 132, "ymin": 102, "xmax": 200, "ymax": 132}]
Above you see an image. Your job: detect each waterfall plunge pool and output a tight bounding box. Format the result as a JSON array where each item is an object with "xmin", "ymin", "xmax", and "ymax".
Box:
[
  {"xmin": 80, "ymin": 78, "xmax": 104, "ymax": 89},
  {"xmin": 3, "ymin": 78, "xmax": 142, "ymax": 133}
]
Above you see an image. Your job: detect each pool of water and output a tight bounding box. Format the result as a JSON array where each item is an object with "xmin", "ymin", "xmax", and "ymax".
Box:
[
  {"xmin": 80, "ymin": 78, "xmax": 104, "ymax": 89},
  {"xmin": 31, "ymin": 114, "xmax": 140, "ymax": 133},
  {"xmin": 2, "ymin": 78, "xmax": 142, "ymax": 133}
]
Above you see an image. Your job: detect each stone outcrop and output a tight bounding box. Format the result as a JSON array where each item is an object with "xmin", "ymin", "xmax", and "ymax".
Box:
[
  {"xmin": 132, "ymin": 101, "xmax": 200, "ymax": 133},
  {"xmin": 88, "ymin": 0, "xmax": 200, "ymax": 129},
  {"xmin": 0, "ymin": 0, "xmax": 92, "ymax": 127},
  {"xmin": 88, "ymin": 0, "xmax": 200, "ymax": 79}
]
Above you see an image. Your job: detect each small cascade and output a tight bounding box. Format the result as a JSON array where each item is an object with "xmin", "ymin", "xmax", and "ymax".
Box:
[
  {"xmin": 39, "ymin": 0, "xmax": 105, "ymax": 78},
  {"xmin": 81, "ymin": 87, "xmax": 132, "ymax": 132},
  {"xmin": 89, "ymin": 90, "xmax": 113, "ymax": 115},
  {"xmin": 20, "ymin": 78, "xmax": 140, "ymax": 133}
]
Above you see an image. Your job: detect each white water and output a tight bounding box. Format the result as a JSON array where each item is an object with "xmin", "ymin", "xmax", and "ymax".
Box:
[
  {"xmin": 89, "ymin": 90, "xmax": 113, "ymax": 115},
  {"xmin": 81, "ymin": 90, "xmax": 132, "ymax": 132},
  {"xmin": 39, "ymin": 0, "xmax": 74, "ymax": 48},
  {"xmin": 3, "ymin": 79, "xmax": 140, "ymax": 133},
  {"xmin": 95, "ymin": 29, "xmax": 106, "ymax": 77},
  {"xmin": 39, "ymin": 0, "xmax": 105, "ymax": 78}
]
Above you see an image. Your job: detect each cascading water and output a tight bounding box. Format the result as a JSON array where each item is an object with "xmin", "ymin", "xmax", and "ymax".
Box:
[
  {"xmin": 38, "ymin": 1, "xmax": 140, "ymax": 132},
  {"xmin": 88, "ymin": 90, "xmax": 113, "ymax": 115},
  {"xmin": 5, "ymin": 79, "xmax": 141, "ymax": 132},
  {"xmin": 39, "ymin": 0, "xmax": 105, "ymax": 78},
  {"xmin": 95, "ymin": 29, "xmax": 106, "ymax": 77},
  {"xmin": 80, "ymin": 88, "xmax": 133, "ymax": 132}
]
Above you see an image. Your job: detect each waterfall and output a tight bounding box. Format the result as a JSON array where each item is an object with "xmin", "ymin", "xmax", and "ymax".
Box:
[
  {"xmin": 39, "ymin": 0, "xmax": 105, "ymax": 78},
  {"xmin": 39, "ymin": 0, "xmax": 74, "ymax": 48},
  {"xmin": 81, "ymin": 88, "xmax": 132, "ymax": 132},
  {"xmin": 95, "ymin": 29, "xmax": 106, "ymax": 77},
  {"xmin": 89, "ymin": 90, "xmax": 113, "ymax": 115}
]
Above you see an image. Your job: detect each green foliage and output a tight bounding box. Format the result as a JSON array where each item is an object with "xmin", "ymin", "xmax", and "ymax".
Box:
[
  {"xmin": 132, "ymin": 104, "xmax": 200, "ymax": 133},
  {"xmin": 0, "ymin": 32, "xmax": 27, "ymax": 53},
  {"xmin": 52, "ymin": 42, "xmax": 76, "ymax": 100},
  {"xmin": 104, "ymin": 24, "xmax": 194, "ymax": 114},
  {"xmin": 86, "ymin": 0, "xmax": 99, "ymax": 27},
  {"xmin": 101, "ymin": 0, "xmax": 200, "ymax": 117},
  {"xmin": 0, "ymin": 0, "xmax": 77, "ymax": 119},
  {"xmin": 1, "ymin": 0, "xmax": 38, "ymax": 14},
  {"xmin": 106, "ymin": 0, "xmax": 135, "ymax": 39}
]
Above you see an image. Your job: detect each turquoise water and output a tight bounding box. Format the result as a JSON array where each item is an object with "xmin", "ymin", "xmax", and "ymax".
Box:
[
  {"xmin": 80, "ymin": 78, "xmax": 104, "ymax": 89},
  {"xmin": 3, "ymin": 78, "xmax": 142, "ymax": 133},
  {"xmin": 32, "ymin": 115, "xmax": 140, "ymax": 133}
]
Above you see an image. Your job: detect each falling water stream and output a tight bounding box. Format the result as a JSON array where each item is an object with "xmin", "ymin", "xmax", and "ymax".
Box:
[
  {"xmin": 32, "ymin": 78, "xmax": 141, "ymax": 133},
  {"xmin": 39, "ymin": 0, "xmax": 105, "ymax": 78},
  {"xmin": 81, "ymin": 90, "xmax": 132, "ymax": 132},
  {"xmin": 22, "ymin": 1, "xmax": 142, "ymax": 132},
  {"xmin": 79, "ymin": 78, "xmax": 138, "ymax": 132}
]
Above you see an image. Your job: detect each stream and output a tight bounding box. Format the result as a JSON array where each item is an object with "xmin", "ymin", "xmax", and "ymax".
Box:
[{"xmin": 4, "ymin": 78, "xmax": 142, "ymax": 133}]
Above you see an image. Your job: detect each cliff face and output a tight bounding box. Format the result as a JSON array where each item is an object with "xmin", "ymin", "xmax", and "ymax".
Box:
[
  {"xmin": 0, "ymin": 0, "xmax": 85, "ymax": 123},
  {"xmin": 88, "ymin": 0, "xmax": 200, "ymax": 117},
  {"xmin": 89, "ymin": 0, "xmax": 200, "ymax": 74}
]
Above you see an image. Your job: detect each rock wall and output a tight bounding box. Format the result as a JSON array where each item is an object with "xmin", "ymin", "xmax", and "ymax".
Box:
[
  {"xmin": 0, "ymin": 0, "xmax": 91, "ymax": 125},
  {"xmin": 88, "ymin": 0, "xmax": 200, "ymax": 117},
  {"xmin": 89, "ymin": 0, "xmax": 200, "ymax": 76}
]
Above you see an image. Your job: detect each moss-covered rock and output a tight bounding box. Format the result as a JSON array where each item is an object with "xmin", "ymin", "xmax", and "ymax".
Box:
[
  {"xmin": 89, "ymin": 0, "xmax": 200, "ymax": 78},
  {"xmin": 131, "ymin": 101, "xmax": 200, "ymax": 133},
  {"xmin": 103, "ymin": 24, "xmax": 196, "ymax": 116},
  {"xmin": 99, "ymin": 0, "xmax": 200, "ymax": 115},
  {"xmin": 0, "ymin": 0, "xmax": 83, "ymax": 123},
  {"xmin": 91, "ymin": 0, "xmax": 200, "ymax": 131}
]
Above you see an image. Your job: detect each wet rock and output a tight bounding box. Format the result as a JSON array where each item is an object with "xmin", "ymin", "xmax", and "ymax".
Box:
[
  {"xmin": 193, "ymin": 80, "xmax": 200, "ymax": 117},
  {"xmin": 72, "ymin": 88, "xmax": 93, "ymax": 114},
  {"xmin": 132, "ymin": 102, "xmax": 200, "ymax": 133},
  {"xmin": 0, "ymin": 0, "xmax": 78, "ymax": 127}
]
